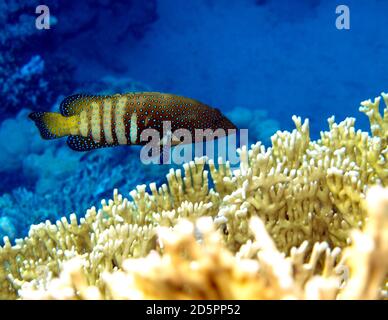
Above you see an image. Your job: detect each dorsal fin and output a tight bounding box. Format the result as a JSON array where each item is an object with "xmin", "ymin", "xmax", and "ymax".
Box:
[
  {"xmin": 67, "ymin": 135, "xmax": 118, "ymax": 152},
  {"xmin": 60, "ymin": 94, "xmax": 97, "ymax": 116}
]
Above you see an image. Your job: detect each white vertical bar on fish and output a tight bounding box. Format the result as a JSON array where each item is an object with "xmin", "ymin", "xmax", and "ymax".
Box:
[
  {"xmin": 79, "ymin": 110, "xmax": 89, "ymax": 137},
  {"xmin": 115, "ymin": 96, "xmax": 128, "ymax": 145},
  {"xmin": 103, "ymin": 99, "xmax": 114, "ymax": 144},
  {"xmin": 130, "ymin": 112, "xmax": 138, "ymax": 144},
  {"xmin": 91, "ymin": 102, "xmax": 101, "ymax": 142}
]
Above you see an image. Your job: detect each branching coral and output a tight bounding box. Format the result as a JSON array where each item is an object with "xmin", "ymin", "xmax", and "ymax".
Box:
[
  {"xmin": 104, "ymin": 186, "xmax": 388, "ymax": 300},
  {"xmin": 0, "ymin": 93, "xmax": 387, "ymax": 299},
  {"xmin": 338, "ymin": 186, "xmax": 388, "ymax": 299},
  {"xmin": 17, "ymin": 185, "xmax": 388, "ymax": 300},
  {"xmin": 212, "ymin": 93, "xmax": 388, "ymax": 252},
  {"xmin": 0, "ymin": 73, "xmax": 159, "ymax": 240}
]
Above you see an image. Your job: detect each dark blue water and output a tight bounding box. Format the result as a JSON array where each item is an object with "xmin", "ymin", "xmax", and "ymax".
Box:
[{"xmin": 0, "ymin": 0, "xmax": 387, "ymax": 241}]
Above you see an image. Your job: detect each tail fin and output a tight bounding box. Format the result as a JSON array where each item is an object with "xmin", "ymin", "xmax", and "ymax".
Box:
[{"xmin": 28, "ymin": 111, "xmax": 76, "ymax": 140}]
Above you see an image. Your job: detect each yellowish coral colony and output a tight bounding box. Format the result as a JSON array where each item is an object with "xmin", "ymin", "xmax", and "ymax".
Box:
[{"xmin": 1, "ymin": 93, "xmax": 388, "ymax": 300}]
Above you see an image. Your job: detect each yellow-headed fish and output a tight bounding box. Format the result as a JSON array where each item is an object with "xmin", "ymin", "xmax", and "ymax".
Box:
[{"xmin": 28, "ymin": 92, "xmax": 237, "ymax": 151}]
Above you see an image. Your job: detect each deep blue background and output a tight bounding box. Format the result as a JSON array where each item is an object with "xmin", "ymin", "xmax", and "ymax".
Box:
[
  {"xmin": 0, "ymin": 0, "xmax": 387, "ymax": 240},
  {"xmin": 44, "ymin": 0, "xmax": 388, "ymax": 136}
]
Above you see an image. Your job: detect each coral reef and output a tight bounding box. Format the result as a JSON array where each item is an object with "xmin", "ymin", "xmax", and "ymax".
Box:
[
  {"xmin": 0, "ymin": 93, "xmax": 387, "ymax": 299},
  {"xmin": 0, "ymin": 73, "xmax": 159, "ymax": 241},
  {"xmin": 0, "ymin": 0, "xmax": 74, "ymax": 117},
  {"xmin": 0, "ymin": 0, "xmax": 159, "ymax": 118},
  {"xmin": 0, "ymin": 109, "xmax": 47, "ymax": 176},
  {"xmin": 0, "ymin": 148, "xmax": 166, "ymax": 241},
  {"xmin": 10, "ymin": 186, "xmax": 388, "ymax": 300}
]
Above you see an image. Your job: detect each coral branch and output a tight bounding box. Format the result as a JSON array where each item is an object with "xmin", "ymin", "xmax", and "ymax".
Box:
[{"xmin": 1, "ymin": 93, "xmax": 388, "ymax": 300}]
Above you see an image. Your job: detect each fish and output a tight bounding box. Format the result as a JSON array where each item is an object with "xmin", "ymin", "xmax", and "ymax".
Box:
[{"xmin": 28, "ymin": 92, "xmax": 237, "ymax": 151}]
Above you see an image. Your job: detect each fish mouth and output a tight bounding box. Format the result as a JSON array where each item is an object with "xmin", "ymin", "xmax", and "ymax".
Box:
[{"xmin": 219, "ymin": 115, "xmax": 238, "ymax": 131}]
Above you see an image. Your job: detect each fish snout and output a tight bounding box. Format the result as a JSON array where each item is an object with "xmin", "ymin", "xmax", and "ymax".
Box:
[{"xmin": 218, "ymin": 114, "xmax": 237, "ymax": 131}]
